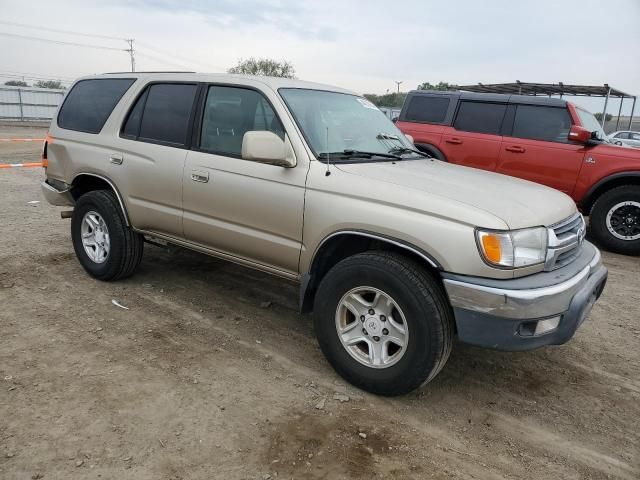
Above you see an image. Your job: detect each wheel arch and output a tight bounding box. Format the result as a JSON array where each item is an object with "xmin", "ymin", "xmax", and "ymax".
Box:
[
  {"xmin": 71, "ymin": 173, "xmax": 131, "ymax": 226},
  {"xmin": 299, "ymin": 230, "xmax": 442, "ymax": 313},
  {"xmin": 414, "ymin": 143, "xmax": 447, "ymax": 161},
  {"xmin": 581, "ymin": 172, "xmax": 640, "ymax": 214}
]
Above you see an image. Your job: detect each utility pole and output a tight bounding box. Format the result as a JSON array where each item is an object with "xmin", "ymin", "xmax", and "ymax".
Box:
[
  {"xmin": 126, "ymin": 39, "xmax": 135, "ymax": 72},
  {"xmin": 394, "ymin": 81, "xmax": 403, "ymax": 93}
]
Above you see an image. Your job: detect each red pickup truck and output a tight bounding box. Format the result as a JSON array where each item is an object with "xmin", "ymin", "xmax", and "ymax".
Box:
[{"xmin": 396, "ymin": 91, "xmax": 640, "ymax": 255}]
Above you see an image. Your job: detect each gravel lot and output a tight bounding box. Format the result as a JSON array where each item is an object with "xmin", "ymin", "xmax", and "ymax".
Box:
[{"xmin": 1, "ymin": 125, "xmax": 639, "ymax": 479}]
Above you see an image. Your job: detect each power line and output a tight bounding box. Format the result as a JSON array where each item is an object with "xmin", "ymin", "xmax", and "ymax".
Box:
[
  {"xmin": 1, "ymin": 21, "xmax": 227, "ymax": 74},
  {"xmin": 0, "ymin": 20, "xmax": 126, "ymax": 41},
  {"xmin": 136, "ymin": 51, "xmax": 199, "ymax": 70},
  {"xmin": 0, "ymin": 31, "xmax": 126, "ymax": 51},
  {"xmin": 136, "ymin": 41, "xmax": 224, "ymax": 72}
]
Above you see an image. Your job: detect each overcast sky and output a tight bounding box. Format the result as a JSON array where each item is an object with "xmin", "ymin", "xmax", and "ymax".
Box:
[{"xmin": 1, "ymin": 0, "xmax": 639, "ymax": 114}]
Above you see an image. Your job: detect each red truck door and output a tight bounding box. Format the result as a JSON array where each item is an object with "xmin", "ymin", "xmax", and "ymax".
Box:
[
  {"xmin": 441, "ymin": 101, "xmax": 506, "ymax": 171},
  {"xmin": 497, "ymin": 104, "xmax": 586, "ymax": 196},
  {"xmin": 396, "ymin": 93, "xmax": 452, "ymax": 153}
]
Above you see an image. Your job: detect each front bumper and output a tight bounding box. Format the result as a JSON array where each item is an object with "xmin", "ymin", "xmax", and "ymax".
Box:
[
  {"xmin": 441, "ymin": 241, "xmax": 607, "ymax": 351},
  {"xmin": 41, "ymin": 180, "xmax": 74, "ymax": 207}
]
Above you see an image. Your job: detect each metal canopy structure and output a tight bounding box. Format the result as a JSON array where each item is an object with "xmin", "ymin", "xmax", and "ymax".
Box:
[{"xmin": 458, "ymin": 81, "xmax": 637, "ymax": 130}]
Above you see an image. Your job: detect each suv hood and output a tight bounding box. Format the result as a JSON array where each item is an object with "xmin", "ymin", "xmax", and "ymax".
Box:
[{"xmin": 335, "ymin": 159, "xmax": 576, "ymax": 229}]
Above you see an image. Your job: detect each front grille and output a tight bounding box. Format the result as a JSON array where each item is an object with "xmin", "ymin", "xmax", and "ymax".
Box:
[{"xmin": 544, "ymin": 213, "xmax": 586, "ymax": 271}]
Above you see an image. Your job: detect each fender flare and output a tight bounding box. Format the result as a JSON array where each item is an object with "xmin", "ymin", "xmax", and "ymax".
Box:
[
  {"xmin": 581, "ymin": 172, "xmax": 640, "ymax": 212},
  {"xmin": 414, "ymin": 143, "xmax": 447, "ymax": 161},
  {"xmin": 299, "ymin": 229, "xmax": 442, "ymax": 312},
  {"xmin": 71, "ymin": 172, "xmax": 131, "ymax": 226}
]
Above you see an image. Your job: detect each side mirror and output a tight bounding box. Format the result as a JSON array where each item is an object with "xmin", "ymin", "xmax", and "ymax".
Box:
[
  {"xmin": 568, "ymin": 125, "xmax": 592, "ymax": 144},
  {"xmin": 404, "ymin": 134, "xmax": 414, "ymax": 144},
  {"xmin": 392, "ymin": 117, "xmax": 399, "ymax": 123},
  {"xmin": 242, "ymin": 131, "xmax": 295, "ymax": 167}
]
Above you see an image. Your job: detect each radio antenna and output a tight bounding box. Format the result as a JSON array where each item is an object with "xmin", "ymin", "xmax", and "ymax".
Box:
[{"xmin": 325, "ymin": 126, "xmax": 331, "ymax": 176}]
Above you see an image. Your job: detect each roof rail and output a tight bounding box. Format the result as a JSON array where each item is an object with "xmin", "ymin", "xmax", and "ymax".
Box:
[{"xmin": 102, "ymin": 71, "xmax": 196, "ymax": 74}]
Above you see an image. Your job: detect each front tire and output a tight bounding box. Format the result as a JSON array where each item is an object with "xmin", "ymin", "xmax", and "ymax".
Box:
[
  {"xmin": 590, "ymin": 185, "xmax": 640, "ymax": 255},
  {"xmin": 71, "ymin": 190, "xmax": 144, "ymax": 280},
  {"xmin": 313, "ymin": 252, "xmax": 454, "ymax": 396}
]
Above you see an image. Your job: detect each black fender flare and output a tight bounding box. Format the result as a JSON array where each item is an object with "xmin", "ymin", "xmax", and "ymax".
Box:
[
  {"xmin": 414, "ymin": 143, "xmax": 447, "ymax": 161},
  {"xmin": 581, "ymin": 172, "xmax": 640, "ymax": 213}
]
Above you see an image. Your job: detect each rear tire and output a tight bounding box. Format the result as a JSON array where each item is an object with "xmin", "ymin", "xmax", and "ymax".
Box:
[
  {"xmin": 71, "ymin": 190, "xmax": 144, "ymax": 280},
  {"xmin": 590, "ymin": 185, "xmax": 640, "ymax": 255},
  {"xmin": 313, "ymin": 251, "xmax": 454, "ymax": 396}
]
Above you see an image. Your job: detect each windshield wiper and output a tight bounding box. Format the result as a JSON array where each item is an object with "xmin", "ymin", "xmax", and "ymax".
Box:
[
  {"xmin": 318, "ymin": 149, "xmax": 402, "ymax": 160},
  {"xmin": 388, "ymin": 146, "xmax": 431, "ymax": 158}
]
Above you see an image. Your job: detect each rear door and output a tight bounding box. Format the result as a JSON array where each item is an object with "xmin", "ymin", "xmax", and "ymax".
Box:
[
  {"xmin": 396, "ymin": 93, "xmax": 454, "ymax": 150},
  {"xmin": 441, "ymin": 101, "xmax": 506, "ymax": 171},
  {"xmin": 497, "ymin": 104, "xmax": 585, "ymax": 194},
  {"xmin": 182, "ymin": 83, "xmax": 307, "ymax": 276},
  {"xmin": 117, "ymin": 82, "xmax": 199, "ymax": 236}
]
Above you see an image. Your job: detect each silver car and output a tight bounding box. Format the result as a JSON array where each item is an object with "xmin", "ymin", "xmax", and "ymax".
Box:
[{"xmin": 609, "ymin": 130, "xmax": 640, "ymax": 148}]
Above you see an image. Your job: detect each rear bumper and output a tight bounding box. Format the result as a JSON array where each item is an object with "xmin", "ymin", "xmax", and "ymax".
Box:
[
  {"xmin": 441, "ymin": 242, "xmax": 607, "ymax": 351},
  {"xmin": 41, "ymin": 180, "xmax": 74, "ymax": 207}
]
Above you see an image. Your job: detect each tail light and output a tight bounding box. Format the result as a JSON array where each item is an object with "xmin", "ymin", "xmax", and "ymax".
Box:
[{"xmin": 41, "ymin": 133, "xmax": 53, "ymax": 168}]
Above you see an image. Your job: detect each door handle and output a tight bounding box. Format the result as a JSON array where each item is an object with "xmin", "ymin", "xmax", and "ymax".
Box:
[
  {"xmin": 445, "ymin": 137, "xmax": 463, "ymax": 145},
  {"xmin": 505, "ymin": 146, "xmax": 526, "ymax": 153},
  {"xmin": 191, "ymin": 171, "xmax": 209, "ymax": 183},
  {"xmin": 109, "ymin": 153, "xmax": 123, "ymax": 165}
]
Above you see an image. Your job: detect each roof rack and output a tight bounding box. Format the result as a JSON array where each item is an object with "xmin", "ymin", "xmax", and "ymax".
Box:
[{"xmin": 458, "ymin": 81, "xmax": 637, "ymax": 131}]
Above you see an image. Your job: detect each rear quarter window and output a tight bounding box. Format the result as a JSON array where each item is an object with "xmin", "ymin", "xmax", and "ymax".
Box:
[
  {"xmin": 404, "ymin": 95, "xmax": 450, "ymax": 123},
  {"xmin": 57, "ymin": 78, "xmax": 135, "ymax": 134}
]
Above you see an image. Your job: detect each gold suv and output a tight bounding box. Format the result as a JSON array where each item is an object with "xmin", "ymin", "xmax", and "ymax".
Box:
[{"xmin": 41, "ymin": 73, "xmax": 607, "ymax": 395}]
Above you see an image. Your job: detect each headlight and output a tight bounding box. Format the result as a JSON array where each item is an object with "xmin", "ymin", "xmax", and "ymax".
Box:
[{"xmin": 476, "ymin": 227, "xmax": 547, "ymax": 268}]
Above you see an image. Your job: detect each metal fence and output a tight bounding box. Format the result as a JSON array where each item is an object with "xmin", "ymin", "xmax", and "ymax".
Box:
[{"xmin": 0, "ymin": 85, "xmax": 65, "ymax": 121}]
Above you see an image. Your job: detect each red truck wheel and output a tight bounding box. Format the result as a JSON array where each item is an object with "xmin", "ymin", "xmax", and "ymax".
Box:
[{"xmin": 590, "ymin": 185, "xmax": 640, "ymax": 256}]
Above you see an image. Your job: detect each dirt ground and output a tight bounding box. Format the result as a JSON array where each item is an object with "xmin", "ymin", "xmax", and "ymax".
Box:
[{"xmin": 1, "ymin": 125, "xmax": 638, "ymax": 480}]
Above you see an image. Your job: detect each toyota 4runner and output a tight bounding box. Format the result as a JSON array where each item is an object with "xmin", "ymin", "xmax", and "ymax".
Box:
[{"xmin": 41, "ymin": 73, "xmax": 608, "ymax": 395}]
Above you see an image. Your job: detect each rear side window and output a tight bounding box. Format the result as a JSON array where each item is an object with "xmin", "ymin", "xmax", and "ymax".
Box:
[
  {"xmin": 404, "ymin": 95, "xmax": 450, "ymax": 123},
  {"xmin": 138, "ymin": 84, "xmax": 198, "ymax": 146},
  {"xmin": 454, "ymin": 101, "xmax": 506, "ymax": 135},
  {"xmin": 512, "ymin": 105, "xmax": 572, "ymax": 143},
  {"xmin": 121, "ymin": 83, "xmax": 198, "ymax": 147},
  {"xmin": 58, "ymin": 78, "xmax": 135, "ymax": 134}
]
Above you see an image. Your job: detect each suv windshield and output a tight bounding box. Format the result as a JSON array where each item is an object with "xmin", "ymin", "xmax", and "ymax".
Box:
[
  {"xmin": 575, "ymin": 107, "xmax": 607, "ymax": 141},
  {"xmin": 279, "ymin": 88, "xmax": 415, "ymax": 160}
]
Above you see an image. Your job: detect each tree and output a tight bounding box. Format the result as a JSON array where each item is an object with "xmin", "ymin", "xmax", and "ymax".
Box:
[
  {"xmin": 4, "ymin": 80, "xmax": 28, "ymax": 87},
  {"xmin": 228, "ymin": 58, "xmax": 296, "ymax": 78},
  {"xmin": 363, "ymin": 92, "xmax": 407, "ymax": 108},
  {"xmin": 34, "ymin": 80, "xmax": 64, "ymax": 90},
  {"xmin": 417, "ymin": 81, "xmax": 458, "ymax": 91},
  {"xmin": 594, "ymin": 112, "xmax": 613, "ymax": 122}
]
